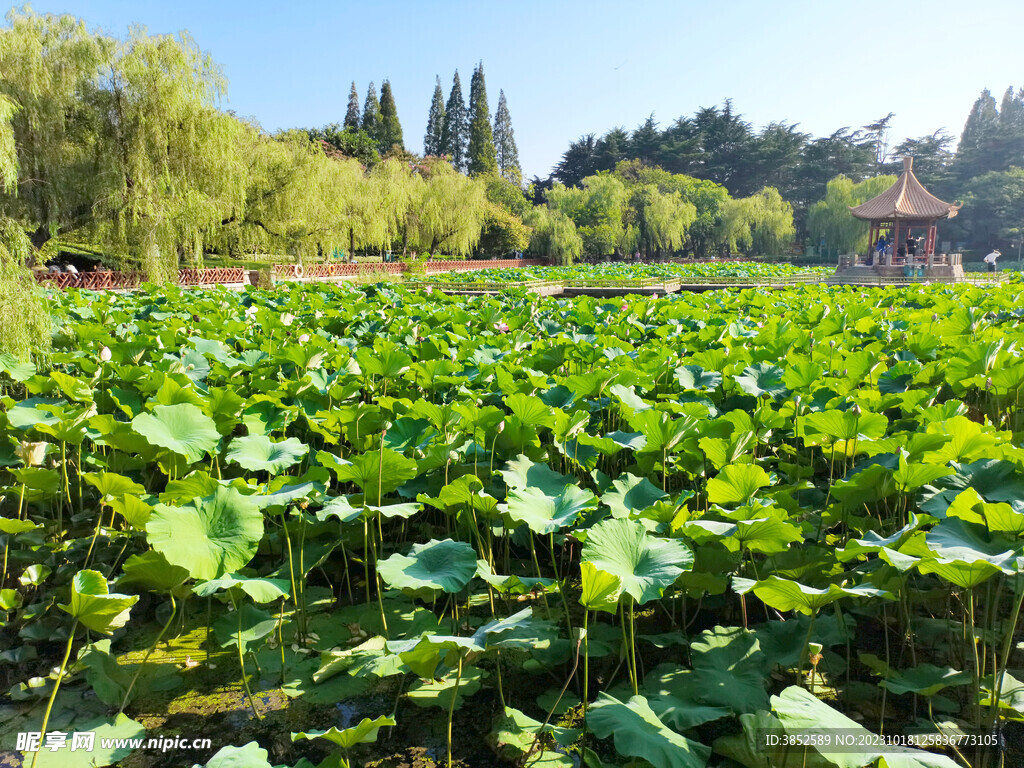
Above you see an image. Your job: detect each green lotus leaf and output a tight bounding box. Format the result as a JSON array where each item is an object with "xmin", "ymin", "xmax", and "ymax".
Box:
[
  {"xmin": 476, "ymin": 560, "xmax": 556, "ymax": 595},
  {"xmin": 772, "ymin": 686, "xmax": 958, "ymax": 768},
  {"xmin": 31, "ymin": 714, "xmax": 146, "ymax": 768},
  {"xmin": 502, "ymin": 484, "xmax": 596, "ymax": 534},
  {"xmin": 213, "ymin": 603, "xmax": 277, "ymax": 653},
  {"xmin": 131, "ymin": 403, "xmax": 220, "ymax": 463},
  {"xmin": 738, "ymin": 575, "xmax": 894, "ymax": 615},
  {"xmin": 892, "ymin": 451, "xmax": 953, "ymax": 492},
  {"xmin": 292, "ymin": 714, "xmax": 396, "ymax": 750},
  {"xmin": 802, "ymin": 408, "xmax": 888, "ymax": 443},
  {"xmin": 505, "ymin": 392, "xmax": 555, "ymax": 428},
  {"xmin": 674, "ymin": 365, "xmax": 722, "ymax": 392},
  {"xmin": 579, "ymin": 561, "xmax": 623, "ymax": 613},
  {"xmin": 706, "ymin": 463, "xmax": 772, "ymax": 505},
  {"xmin": 147, "ymin": 486, "xmax": 264, "ymax": 580},
  {"xmin": 603, "ymin": 473, "xmax": 669, "ymax": 519},
  {"xmin": 581, "ymin": 518, "xmax": 693, "ymax": 605},
  {"xmin": 226, "ymin": 434, "xmax": 309, "ymax": 474},
  {"xmin": 588, "ymin": 693, "xmax": 712, "ymax": 768},
  {"xmin": 201, "ymin": 742, "xmax": 273, "ymax": 768},
  {"xmin": 0, "ymin": 515, "xmax": 41, "ymax": 534},
  {"xmin": 500, "ymin": 454, "xmax": 574, "ymax": 495},
  {"xmin": 316, "ymin": 494, "xmax": 364, "ymax": 523},
  {"xmin": 0, "ymin": 352, "xmax": 36, "ymax": 382},
  {"xmin": 878, "ymin": 663, "xmax": 971, "ymax": 697},
  {"xmin": 118, "ymin": 551, "xmax": 190, "ymax": 593},
  {"xmin": 58, "ymin": 569, "xmax": 139, "ymax": 635},
  {"xmin": 734, "ymin": 362, "xmax": 788, "ymax": 400},
  {"xmin": 629, "ymin": 409, "xmax": 699, "ymax": 454},
  {"xmin": 491, "ymin": 706, "xmax": 580, "ymax": 762},
  {"xmin": 194, "ymin": 573, "xmax": 290, "ymax": 603},
  {"xmin": 335, "ymin": 448, "xmax": 418, "ymax": 504},
  {"xmin": 108, "ymin": 494, "xmax": 153, "ymax": 530},
  {"xmin": 377, "ymin": 538, "xmax": 477, "ymax": 594},
  {"xmin": 83, "ymin": 471, "xmax": 145, "ymax": 500}
]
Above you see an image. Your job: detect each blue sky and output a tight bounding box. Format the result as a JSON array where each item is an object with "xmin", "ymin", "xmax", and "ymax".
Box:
[{"xmin": 24, "ymin": 0, "xmax": 1024, "ymax": 179}]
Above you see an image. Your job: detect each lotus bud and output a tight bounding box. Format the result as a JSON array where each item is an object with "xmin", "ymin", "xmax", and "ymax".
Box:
[
  {"xmin": 986, "ymin": 377, "xmax": 993, "ymax": 391},
  {"xmin": 621, "ymin": 302, "xmax": 628, "ymax": 312},
  {"xmin": 298, "ymin": 333, "xmax": 310, "ymax": 344},
  {"xmin": 16, "ymin": 441, "xmax": 48, "ymax": 467},
  {"xmin": 851, "ymin": 403, "xmax": 861, "ymax": 417},
  {"xmin": 931, "ymin": 313, "xmax": 938, "ymax": 322},
  {"xmin": 99, "ymin": 346, "xmax": 112, "ymax": 362},
  {"xmin": 829, "ymin": 339, "xmax": 836, "ymax": 348},
  {"xmin": 497, "ymin": 421, "xmax": 505, "ymax": 433},
  {"xmin": 842, "ymin": 368, "xmax": 848, "ymax": 376}
]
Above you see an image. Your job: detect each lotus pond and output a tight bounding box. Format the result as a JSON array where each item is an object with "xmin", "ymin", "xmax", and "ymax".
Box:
[
  {"xmin": 411, "ymin": 261, "xmax": 833, "ymax": 284},
  {"xmin": 3, "ymin": 278, "xmax": 1024, "ymax": 768}
]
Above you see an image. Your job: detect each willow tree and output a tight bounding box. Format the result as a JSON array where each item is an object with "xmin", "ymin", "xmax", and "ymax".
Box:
[
  {"xmin": 221, "ymin": 129, "xmax": 356, "ymax": 261},
  {"xmin": 408, "ymin": 160, "xmax": 486, "ymax": 256},
  {"xmin": 93, "ymin": 28, "xmax": 249, "ymax": 279},
  {"xmin": 722, "ymin": 186, "xmax": 795, "ymax": 255},
  {"xmin": 547, "ymin": 173, "xmax": 629, "ymax": 258},
  {"xmin": 808, "ymin": 174, "xmax": 896, "ymax": 257},
  {"xmin": 0, "ymin": 96, "xmax": 50, "ymax": 363},
  {"xmin": 0, "ymin": 8, "xmax": 109, "ymax": 256},
  {"xmin": 525, "ymin": 206, "xmax": 583, "ymax": 265},
  {"xmin": 629, "ymin": 185, "xmax": 696, "ymax": 258}
]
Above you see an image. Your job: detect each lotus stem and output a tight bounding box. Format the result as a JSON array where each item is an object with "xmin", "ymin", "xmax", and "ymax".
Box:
[
  {"xmin": 446, "ymin": 654, "xmax": 463, "ymax": 767},
  {"xmin": 548, "ymin": 533, "xmax": 572, "ymax": 635},
  {"xmin": 31, "ymin": 619, "xmax": 77, "ymax": 768},
  {"xmin": 232, "ymin": 593, "xmax": 262, "ymax": 720},
  {"xmin": 120, "ymin": 594, "xmax": 175, "ymax": 713},
  {"xmin": 279, "ymin": 509, "xmax": 304, "ymax": 640}
]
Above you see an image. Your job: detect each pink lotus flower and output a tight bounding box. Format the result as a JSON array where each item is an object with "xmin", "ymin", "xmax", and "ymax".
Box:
[
  {"xmin": 281, "ymin": 313, "xmax": 295, "ymax": 326},
  {"xmin": 621, "ymin": 302, "xmax": 628, "ymax": 312},
  {"xmin": 495, "ymin": 321, "xmax": 509, "ymax": 333},
  {"xmin": 425, "ymin": 286, "xmax": 433, "ymax": 295},
  {"xmin": 298, "ymin": 333, "xmax": 310, "ymax": 344}
]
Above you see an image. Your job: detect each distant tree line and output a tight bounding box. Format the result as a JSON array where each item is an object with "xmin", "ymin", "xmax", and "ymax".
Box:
[{"xmin": 546, "ymin": 92, "xmax": 1024, "ymax": 254}]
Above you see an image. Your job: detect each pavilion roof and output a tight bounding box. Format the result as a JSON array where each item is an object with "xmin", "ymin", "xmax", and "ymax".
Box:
[{"xmin": 849, "ymin": 157, "xmax": 961, "ymax": 221}]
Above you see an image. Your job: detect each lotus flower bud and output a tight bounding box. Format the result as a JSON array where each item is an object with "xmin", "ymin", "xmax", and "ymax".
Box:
[
  {"xmin": 931, "ymin": 313, "xmax": 938, "ymax": 322},
  {"xmin": 621, "ymin": 302, "xmax": 628, "ymax": 312},
  {"xmin": 99, "ymin": 346, "xmax": 112, "ymax": 362},
  {"xmin": 986, "ymin": 377, "xmax": 993, "ymax": 391},
  {"xmin": 829, "ymin": 339, "xmax": 836, "ymax": 348},
  {"xmin": 16, "ymin": 441, "xmax": 48, "ymax": 467},
  {"xmin": 497, "ymin": 421, "xmax": 505, "ymax": 433},
  {"xmin": 851, "ymin": 403, "xmax": 861, "ymax": 417}
]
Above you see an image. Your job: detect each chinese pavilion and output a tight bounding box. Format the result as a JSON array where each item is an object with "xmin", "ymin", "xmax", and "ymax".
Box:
[{"xmin": 834, "ymin": 157, "xmax": 964, "ymax": 281}]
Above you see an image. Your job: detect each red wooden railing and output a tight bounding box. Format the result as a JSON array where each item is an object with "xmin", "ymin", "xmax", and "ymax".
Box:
[{"xmin": 36, "ymin": 259, "xmax": 549, "ymax": 291}]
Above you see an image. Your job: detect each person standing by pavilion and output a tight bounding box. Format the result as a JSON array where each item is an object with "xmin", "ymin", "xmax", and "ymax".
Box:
[{"xmin": 984, "ymin": 249, "xmax": 1001, "ymax": 272}]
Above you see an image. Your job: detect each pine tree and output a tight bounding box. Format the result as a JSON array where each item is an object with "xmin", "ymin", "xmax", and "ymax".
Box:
[
  {"xmin": 362, "ymin": 81, "xmax": 381, "ymax": 143},
  {"xmin": 440, "ymin": 71, "xmax": 468, "ymax": 172},
  {"xmin": 956, "ymin": 88, "xmax": 1000, "ymax": 181},
  {"xmin": 377, "ymin": 80, "xmax": 403, "ymax": 152},
  {"xmin": 424, "ymin": 76, "xmax": 446, "ymax": 157},
  {"xmin": 492, "ymin": 89, "xmax": 521, "ymax": 185},
  {"xmin": 467, "ymin": 62, "xmax": 497, "ymax": 176},
  {"xmin": 344, "ymin": 82, "xmax": 360, "ymax": 130}
]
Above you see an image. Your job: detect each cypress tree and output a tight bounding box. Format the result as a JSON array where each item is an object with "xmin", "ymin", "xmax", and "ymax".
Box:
[
  {"xmin": 440, "ymin": 71, "xmax": 468, "ymax": 171},
  {"xmin": 492, "ymin": 89, "xmax": 521, "ymax": 184},
  {"xmin": 424, "ymin": 76, "xmax": 446, "ymax": 157},
  {"xmin": 378, "ymin": 80, "xmax": 403, "ymax": 152},
  {"xmin": 362, "ymin": 81, "xmax": 381, "ymax": 142},
  {"xmin": 467, "ymin": 62, "xmax": 497, "ymax": 176},
  {"xmin": 344, "ymin": 81, "xmax": 360, "ymax": 130},
  {"xmin": 956, "ymin": 89, "xmax": 1000, "ymax": 181}
]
